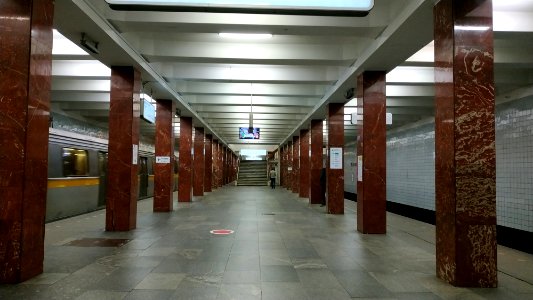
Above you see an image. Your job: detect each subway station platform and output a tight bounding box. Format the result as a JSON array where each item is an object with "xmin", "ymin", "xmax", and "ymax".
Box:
[{"xmin": 1, "ymin": 186, "xmax": 531, "ymax": 300}]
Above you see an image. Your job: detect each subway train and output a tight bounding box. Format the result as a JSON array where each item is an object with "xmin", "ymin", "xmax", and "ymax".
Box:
[{"xmin": 46, "ymin": 128, "xmax": 178, "ymax": 222}]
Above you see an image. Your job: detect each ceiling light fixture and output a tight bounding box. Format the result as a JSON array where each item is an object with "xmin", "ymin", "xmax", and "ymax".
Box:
[
  {"xmin": 219, "ymin": 33, "xmax": 273, "ymax": 39},
  {"xmin": 249, "ymin": 83, "xmax": 254, "ymax": 133},
  {"xmin": 454, "ymin": 25, "xmax": 490, "ymax": 31},
  {"xmin": 80, "ymin": 33, "xmax": 99, "ymax": 54}
]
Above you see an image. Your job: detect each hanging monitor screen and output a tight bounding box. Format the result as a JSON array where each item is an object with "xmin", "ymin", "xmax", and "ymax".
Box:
[
  {"xmin": 141, "ymin": 99, "xmax": 156, "ymax": 124},
  {"xmin": 239, "ymin": 127, "xmax": 260, "ymax": 139},
  {"xmin": 105, "ymin": 0, "xmax": 374, "ymax": 16}
]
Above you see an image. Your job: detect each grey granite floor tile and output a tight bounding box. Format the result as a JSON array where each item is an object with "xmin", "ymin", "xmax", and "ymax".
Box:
[
  {"xmin": 303, "ymin": 287, "xmax": 351, "ymax": 300},
  {"xmin": 222, "ymin": 271, "xmax": 260, "ymax": 284},
  {"xmin": 332, "ymin": 269, "xmax": 394, "ymax": 298},
  {"xmin": 261, "ymin": 265, "xmax": 299, "ymax": 282},
  {"xmin": 4, "ymin": 187, "xmax": 529, "ymax": 300},
  {"xmin": 124, "ymin": 289, "xmax": 174, "ymax": 300},
  {"xmin": 370, "ymin": 271, "xmax": 432, "ymax": 293},
  {"xmin": 88, "ymin": 267, "xmax": 153, "ymax": 291},
  {"xmin": 135, "ymin": 273, "xmax": 186, "ymax": 290},
  {"xmin": 75, "ymin": 289, "xmax": 127, "ymax": 300},
  {"xmin": 216, "ymin": 283, "xmax": 261, "ymax": 300},
  {"xmin": 296, "ymin": 269, "xmax": 344, "ymax": 289},
  {"xmin": 261, "ymin": 282, "xmax": 309, "ymax": 300}
]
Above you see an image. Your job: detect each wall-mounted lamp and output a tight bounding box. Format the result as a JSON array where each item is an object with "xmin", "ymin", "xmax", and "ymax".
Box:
[{"xmin": 81, "ymin": 33, "xmax": 99, "ymax": 54}]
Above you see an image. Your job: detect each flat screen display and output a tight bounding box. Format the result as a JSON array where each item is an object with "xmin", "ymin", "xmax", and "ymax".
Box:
[
  {"xmin": 105, "ymin": 0, "xmax": 374, "ymax": 16},
  {"xmin": 239, "ymin": 127, "xmax": 260, "ymax": 139},
  {"xmin": 141, "ymin": 99, "xmax": 156, "ymax": 124}
]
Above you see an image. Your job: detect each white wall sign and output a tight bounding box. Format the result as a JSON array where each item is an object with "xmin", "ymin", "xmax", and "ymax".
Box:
[
  {"xmin": 156, "ymin": 156, "xmax": 171, "ymax": 164},
  {"xmin": 132, "ymin": 144, "xmax": 138, "ymax": 165},
  {"xmin": 288, "ymin": 167, "xmax": 293, "ymax": 171},
  {"xmin": 330, "ymin": 147, "xmax": 342, "ymax": 169},
  {"xmin": 357, "ymin": 155, "xmax": 363, "ymax": 181}
]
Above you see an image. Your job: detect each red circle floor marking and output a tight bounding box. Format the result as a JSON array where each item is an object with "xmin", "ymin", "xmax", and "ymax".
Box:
[{"xmin": 210, "ymin": 229, "xmax": 234, "ymax": 235}]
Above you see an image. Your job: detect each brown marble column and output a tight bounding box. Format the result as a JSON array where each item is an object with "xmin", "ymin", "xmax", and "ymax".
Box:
[
  {"xmin": 327, "ymin": 104, "xmax": 344, "ymax": 214},
  {"xmin": 220, "ymin": 146, "xmax": 225, "ymax": 187},
  {"xmin": 193, "ymin": 128, "xmax": 205, "ymax": 196},
  {"xmin": 154, "ymin": 99, "xmax": 175, "ymax": 212},
  {"xmin": 287, "ymin": 142, "xmax": 293, "ymax": 190},
  {"xmin": 213, "ymin": 140, "xmax": 219, "ymax": 189},
  {"xmin": 106, "ymin": 67, "xmax": 141, "ymax": 231},
  {"xmin": 223, "ymin": 147, "xmax": 228, "ymax": 185},
  {"xmin": 310, "ymin": 120, "xmax": 324, "ymax": 204},
  {"xmin": 0, "ymin": 0, "xmax": 54, "ymax": 283},
  {"xmin": 205, "ymin": 134, "xmax": 213, "ymax": 192},
  {"xmin": 178, "ymin": 117, "xmax": 193, "ymax": 202},
  {"xmin": 299, "ymin": 129, "xmax": 310, "ymax": 198},
  {"xmin": 434, "ymin": 0, "xmax": 496, "ymax": 287},
  {"xmin": 292, "ymin": 136, "xmax": 300, "ymax": 194},
  {"xmin": 356, "ymin": 71, "xmax": 387, "ymax": 234},
  {"xmin": 280, "ymin": 146, "xmax": 285, "ymax": 187}
]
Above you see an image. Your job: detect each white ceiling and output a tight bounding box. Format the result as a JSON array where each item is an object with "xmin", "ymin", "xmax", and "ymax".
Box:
[{"xmin": 51, "ymin": 0, "xmax": 533, "ymax": 151}]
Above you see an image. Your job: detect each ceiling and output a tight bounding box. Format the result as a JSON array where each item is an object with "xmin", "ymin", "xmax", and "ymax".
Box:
[{"xmin": 51, "ymin": 0, "xmax": 533, "ymax": 152}]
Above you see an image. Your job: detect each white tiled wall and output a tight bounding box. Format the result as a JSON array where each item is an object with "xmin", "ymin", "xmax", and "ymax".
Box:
[
  {"xmin": 384, "ymin": 97, "xmax": 533, "ymax": 233},
  {"xmin": 386, "ymin": 122, "xmax": 436, "ymax": 211},
  {"xmin": 496, "ymin": 98, "xmax": 533, "ymax": 232}
]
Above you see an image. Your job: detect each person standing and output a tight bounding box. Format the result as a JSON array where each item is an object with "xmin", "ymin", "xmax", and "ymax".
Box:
[
  {"xmin": 320, "ymin": 167, "xmax": 326, "ymax": 206},
  {"xmin": 269, "ymin": 168, "xmax": 276, "ymax": 189}
]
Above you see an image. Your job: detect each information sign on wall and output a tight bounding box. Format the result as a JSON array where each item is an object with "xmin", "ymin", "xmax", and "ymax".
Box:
[{"xmin": 330, "ymin": 147, "xmax": 342, "ymax": 169}]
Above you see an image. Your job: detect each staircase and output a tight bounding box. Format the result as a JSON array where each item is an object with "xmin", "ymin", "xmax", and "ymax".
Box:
[{"xmin": 237, "ymin": 160, "xmax": 268, "ymax": 186}]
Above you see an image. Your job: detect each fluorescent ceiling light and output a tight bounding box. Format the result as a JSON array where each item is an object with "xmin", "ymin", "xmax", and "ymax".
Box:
[
  {"xmin": 219, "ymin": 33, "xmax": 273, "ymax": 39},
  {"xmin": 454, "ymin": 25, "xmax": 490, "ymax": 31}
]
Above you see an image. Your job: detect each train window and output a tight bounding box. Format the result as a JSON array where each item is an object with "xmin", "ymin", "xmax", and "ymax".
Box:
[{"xmin": 62, "ymin": 148, "xmax": 89, "ymax": 177}]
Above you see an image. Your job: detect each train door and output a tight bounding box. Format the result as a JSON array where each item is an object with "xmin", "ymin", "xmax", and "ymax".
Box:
[
  {"xmin": 139, "ymin": 156, "xmax": 148, "ymax": 198},
  {"xmin": 97, "ymin": 152, "xmax": 108, "ymax": 207}
]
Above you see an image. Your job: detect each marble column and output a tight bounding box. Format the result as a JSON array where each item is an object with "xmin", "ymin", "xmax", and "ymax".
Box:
[
  {"xmin": 193, "ymin": 128, "xmax": 205, "ymax": 196},
  {"xmin": 154, "ymin": 99, "xmax": 175, "ymax": 212},
  {"xmin": 106, "ymin": 67, "xmax": 141, "ymax": 231},
  {"xmin": 205, "ymin": 134, "xmax": 213, "ymax": 192},
  {"xmin": 213, "ymin": 140, "xmax": 219, "ymax": 189},
  {"xmin": 310, "ymin": 120, "xmax": 324, "ymax": 204},
  {"xmin": 217, "ymin": 145, "xmax": 222, "ymax": 187},
  {"xmin": 434, "ymin": 0, "xmax": 497, "ymax": 287},
  {"xmin": 292, "ymin": 136, "xmax": 300, "ymax": 194},
  {"xmin": 0, "ymin": 0, "xmax": 54, "ymax": 283},
  {"xmin": 178, "ymin": 117, "xmax": 193, "ymax": 202},
  {"xmin": 279, "ymin": 145, "xmax": 287, "ymax": 187},
  {"xmin": 223, "ymin": 147, "xmax": 228, "ymax": 185},
  {"xmin": 286, "ymin": 142, "xmax": 294, "ymax": 191},
  {"xmin": 299, "ymin": 129, "xmax": 310, "ymax": 198},
  {"xmin": 327, "ymin": 104, "xmax": 344, "ymax": 214},
  {"xmin": 356, "ymin": 71, "xmax": 387, "ymax": 234}
]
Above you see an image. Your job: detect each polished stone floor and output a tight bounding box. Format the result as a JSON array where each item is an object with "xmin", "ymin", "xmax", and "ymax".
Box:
[{"xmin": 1, "ymin": 186, "xmax": 532, "ymax": 299}]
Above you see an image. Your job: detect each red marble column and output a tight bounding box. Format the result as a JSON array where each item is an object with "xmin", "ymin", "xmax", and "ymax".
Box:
[
  {"xmin": 0, "ymin": 0, "xmax": 54, "ymax": 283},
  {"xmin": 205, "ymin": 134, "xmax": 213, "ymax": 192},
  {"xmin": 106, "ymin": 67, "xmax": 141, "ymax": 231},
  {"xmin": 299, "ymin": 129, "xmax": 310, "ymax": 198},
  {"xmin": 193, "ymin": 128, "xmax": 205, "ymax": 196},
  {"xmin": 223, "ymin": 147, "xmax": 228, "ymax": 185},
  {"xmin": 214, "ymin": 142, "xmax": 218, "ymax": 188},
  {"xmin": 327, "ymin": 104, "xmax": 344, "ymax": 215},
  {"xmin": 219, "ymin": 146, "xmax": 224, "ymax": 187},
  {"xmin": 280, "ymin": 146, "xmax": 285, "ymax": 187},
  {"xmin": 292, "ymin": 136, "xmax": 300, "ymax": 194},
  {"xmin": 434, "ymin": 0, "xmax": 496, "ymax": 287},
  {"xmin": 310, "ymin": 120, "xmax": 324, "ymax": 204},
  {"xmin": 287, "ymin": 142, "xmax": 293, "ymax": 190},
  {"xmin": 154, "ymin": 99, "xmax": 175, "ymax": 212},
  {"xmin": 178, "ymin": 117, "xmax": 193, "ymax": 202},
  {"xmin": 356, "ymin": 71, "xmax": 387, "ymax": 234}
]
